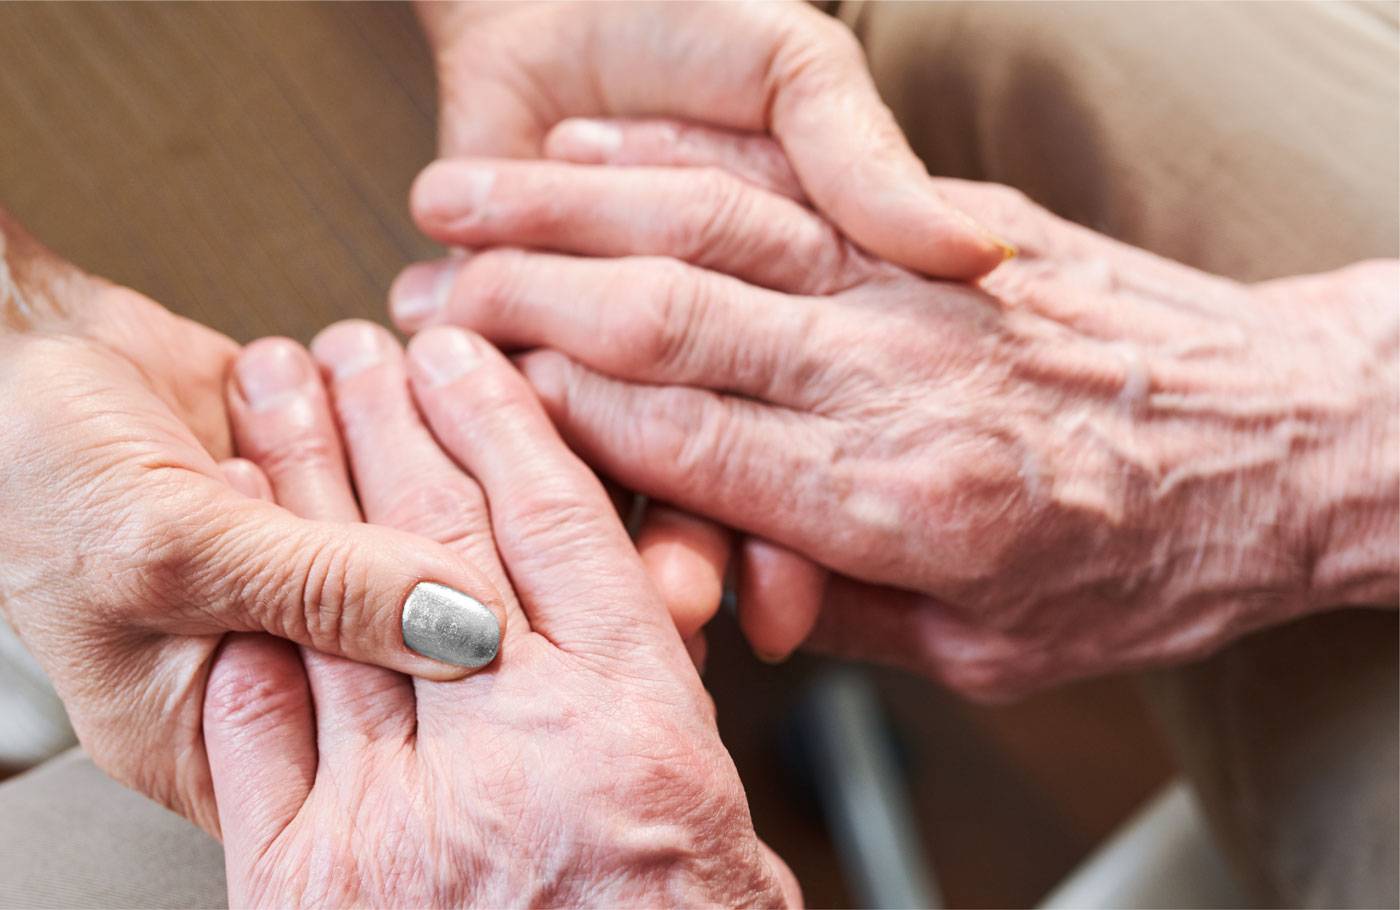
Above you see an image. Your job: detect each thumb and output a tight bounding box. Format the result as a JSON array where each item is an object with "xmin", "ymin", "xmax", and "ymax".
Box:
[
  {"xmin": 765, "ymin": 14, "xmax": 1013, "ymax": 279},
  {"xmin": 180, "ymin": 487, "xmax": 505, "ymax": 679}
]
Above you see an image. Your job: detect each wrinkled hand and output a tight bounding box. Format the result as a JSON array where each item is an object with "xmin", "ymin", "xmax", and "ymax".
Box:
[
  {"xmin": 390, "ymin": 122, "xmax": 1399, "ymax": 697},
  {"xmin": 204, "ymin": 323, "xmax": 798, "ymax": 907},
  {"xmin": 0, "ymin": 214, "xmax": 508, "ymax": 831},
  {"xmin": 415, "ymin": 0, "xmax": 1010, "ymax": 280}
]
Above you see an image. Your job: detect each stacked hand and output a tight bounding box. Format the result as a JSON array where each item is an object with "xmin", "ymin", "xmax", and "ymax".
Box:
[
  {"xmin": 0, "ymin": 215, "xmax": 525, "ymax": 830},
  {"xmin": 393, "ymin": 119, "xmax": 1398, "ymax": 698},
  {"xmin": 204, "ymin": 323, "xmax": 798, "ymax": 907},
  {"xmin": 416, "ymin": 0, "xmax": 1012, "ymax": 280},
  {"xmin": 0, "ymin": 209, "xmax": 725, "ymax": 834}
]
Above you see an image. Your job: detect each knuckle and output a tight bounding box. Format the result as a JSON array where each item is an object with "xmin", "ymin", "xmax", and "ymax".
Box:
[
  {"xmin": 630, "ymin": 387, "xmax": 732, "ymax": 495},
  {"xmin": 987, "ymin": 182, "xmax": 1030, "ymax": 209},
  {"xmin": 784, "ymin": 2, "xmax": 864, "ymax": 56},
  {"xmin": 821, "ymin": 17, "xmax": 866, "ymax": 61},
  {"xmin": 205, "ymin": 654, "xmax": 308, "ymax": 736},
  {"xmin": 782, "ymin": 218, "xmax": 866, "ymax": 295},
  {"xmin": 457, "ymin": 250, "xmax": 525, "ymax": 322},
  {"xmin": 631, "ymin": 385, "xmax": 705, "ymax": 465},
  {"xmin": 668, "ymin": 168, "xmax": 745, "ymax": 263},
  {"xmin": 635, "ymin": 262, "xmax": 706, "ymax": 374},
  {"xmin": 291, "ymin": 533, "xmax": 359, "ymax": 653},
  {"xmin": 376, "ymin": 479, "xmax": 485, "ymax": 549},
  {"xmin": 251, "ymin": 431, "xmax": 342, "ymax": 480},
  {"xmin": 942, "ymin": 661, "xmax": 1020, "ymax": 703},
  {"xmin": 776, "ymin": 14, "xmax": 866, "ymax": 97},
  {"xmin": 496, "ymin": 480, "xmax": 600, "ymax": 555},
  {"xmin": 460, "ymin": 358, "xmax": 534, "ymax": 420}
]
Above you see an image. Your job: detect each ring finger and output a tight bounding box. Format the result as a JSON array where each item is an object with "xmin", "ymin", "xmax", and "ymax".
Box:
[{"xmin": 309, "ymin": 320, "xmax": 529, "ymax": 646}]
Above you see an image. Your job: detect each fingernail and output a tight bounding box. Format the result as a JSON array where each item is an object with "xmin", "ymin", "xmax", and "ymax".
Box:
[
  {"xmin": 550, "ymin": 118, "xmax": 623, "ymax": 158},
  {"xmin": 754, "ymin": 648, "xmax": 788, "ymax": 665},
  {"xmin": 410, "ymin": 327, "xmax": 484, "ymax": 388},
  {"xmin": 417, "ymin": 163, "xmax": 496, "ymax": 215},
  {"xmin": 516, "ymin": 349, "xmax": 570, "ymax": 407},
  {"xmin": 941, "ymin": 200, "xmax": 1016, "ymax": 263},
  {"xmin": 391, "ymin": 259, "xmax": 459, "ymax": 327},
  {"xmin": 402, "ymin": 582, "xmax": 500, "ymax": 669},
  {"xmin": 235, "ymin": 341, "xmax": 311, "ymax": 411},
  {"xmin": 312, "ymin": 322, "xmax": 386, "ymax": 380}
]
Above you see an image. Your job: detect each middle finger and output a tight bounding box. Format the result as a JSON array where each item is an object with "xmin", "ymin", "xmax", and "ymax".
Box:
[
  {"xmin": 228, "ymin": 339, "xmax": 417, "ymax": 760},
  {"xmin": 310, "ymin": 321, "xmax": 530, "ymax": 646}
]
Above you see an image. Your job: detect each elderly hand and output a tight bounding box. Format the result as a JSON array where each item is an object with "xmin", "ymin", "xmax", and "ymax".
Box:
[
  {"xmin": 0, "ymin": 213, "xmax": 509, "ymax": 832},
  {"xmin": 413, "ymin": 0, "xmax": 1009, "ymax": 281},
  {"xmin": 391, "ymin": 122, "xmax": 1399, "ymax": 697},
  {"xmin": 203, "ymin": 323, "xmax": 798, "ymax": 907}
]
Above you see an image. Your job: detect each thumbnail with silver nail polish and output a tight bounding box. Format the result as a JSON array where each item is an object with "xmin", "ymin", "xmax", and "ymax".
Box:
[{"xmin": 402, "ymin": 582, "xmax": 500, "ymax": 668}]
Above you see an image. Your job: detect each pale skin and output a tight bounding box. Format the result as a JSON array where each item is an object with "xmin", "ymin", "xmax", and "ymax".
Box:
[
  {"xmin": 0, "ymin": 208, "xmax": 736, "ymax": 831},
  {"xmin": 204, "ymin": 324, "xmax": 799, "ymax": 907},
  {"xmin": 2, "ymin": 0, "xmax": 1394, "ymax": 900},
  {"xmin": 0, "ymin": 212, "xmax": 519, "ymax": 829},
  {"xmin": 414, "ymin": 0, "xmax": 1013, "ymax": 278},
  {"xmin": 393, "ymin": 118, "xmax": 1400, "ymax": 698},
  {"xmin": 2, "ymin": 0, "xmax": 953, "ymax": 829}
]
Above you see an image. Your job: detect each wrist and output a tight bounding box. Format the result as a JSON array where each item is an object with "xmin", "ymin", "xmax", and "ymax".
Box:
[
  {"xmin": 1277, "ymin": 262, "xmax": 1400, "ymax": 611},
  {"xmin": 1084, "ymin": 262, "xmax": 1398, "ymax": 644}
]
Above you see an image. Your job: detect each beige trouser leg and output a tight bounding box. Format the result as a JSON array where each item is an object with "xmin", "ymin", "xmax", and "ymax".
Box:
[
  {"xmin": 841, "ymin": 2, "xmax": 1399, "ymax": 906},
  {"xmin": 0, "ymin": 750, "xmax": 225, "ymax": 910}
]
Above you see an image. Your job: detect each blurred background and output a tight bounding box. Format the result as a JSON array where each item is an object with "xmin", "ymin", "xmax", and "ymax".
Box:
[{"xmin": 702, "ymin": 611, "xmax": 1176, "ymax": 908}]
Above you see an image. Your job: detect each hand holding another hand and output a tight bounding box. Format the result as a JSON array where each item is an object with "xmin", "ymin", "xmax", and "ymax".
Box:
[
  {"xmin": 394, "ymin": 121, "xmax": 1398, "ymax": 697},
  {"xmin": 416, "ymin": 0, "xmax": 1011, "ymax": 280},
  {"xmin": 205, "ymin": 323, "xmax": 797, "ymax": 907},
  {"xmin": 0, "ymin": 214, "xmax": 513, "ymax": 831}
]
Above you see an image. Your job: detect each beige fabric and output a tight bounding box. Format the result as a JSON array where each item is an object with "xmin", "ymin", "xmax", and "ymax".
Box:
[
  {"xmin": 842, "ymin": 0, "xmax": 1400, "ymax": 279},
  {"xmin": 839, "ymin": 2, "xmax": 1399, "ymax": 906},
  {"xmin": 0, "ymin": 750, "xmax": 225, "ymax": 910},
  {"xmin": 0, "ymin": 2, "xmax": 1394, "ymax": 907}
]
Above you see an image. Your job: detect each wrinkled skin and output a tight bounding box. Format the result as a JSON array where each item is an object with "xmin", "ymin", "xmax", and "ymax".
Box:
[
  {"xmin": 0, "ymin": 205, "xmax": 731, "ymax": 835},
  {"xmin": 0, "ymin": 214, "xmax": 520, "ymax": 832},
  {"xmin": 417, "ymin": 0, "xmax": 1010, "ymax": 280},
  {"xmin": 408, "ymin": 0, "xmax": 1025, "ymax": 664},
  {"xmin": 393, "ymin": 120, "xmax": 1399, "ymax": 698},
  {"xmin": 205, "ymin": 323, "xmax": 797, "ymax": 907}
]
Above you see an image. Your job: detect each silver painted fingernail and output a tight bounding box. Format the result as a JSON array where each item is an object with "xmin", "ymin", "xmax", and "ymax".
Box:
[{"xmin": 401, "ymin": 582, "xmax": 500, "ymax": 669}]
